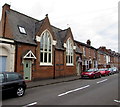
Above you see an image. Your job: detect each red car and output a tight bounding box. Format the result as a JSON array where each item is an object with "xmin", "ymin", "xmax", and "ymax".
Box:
[
  {"xmin": 81, "ymin": 68, "xmax": 101, "ymax": 79},
  {"xmin": 98, "ymin": 68, "xmax": 110, "ymax": 76}
]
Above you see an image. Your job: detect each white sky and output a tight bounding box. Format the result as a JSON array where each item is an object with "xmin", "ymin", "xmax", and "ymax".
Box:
[{"xmin": 0, "ymin": 0, "xmax": 119, "ymax": 52}]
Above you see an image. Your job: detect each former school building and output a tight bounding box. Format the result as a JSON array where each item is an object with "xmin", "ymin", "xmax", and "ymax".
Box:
[{"xmin": 0, "ymin": 4, "xmax": 119, "ymax": 81}]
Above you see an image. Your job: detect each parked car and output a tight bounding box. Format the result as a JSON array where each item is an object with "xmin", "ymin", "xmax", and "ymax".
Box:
[
  {"xmin": 81, "ymin": 68, "xmax": 101, "ymax": 79},
  {"xmin": 108, "ymin": 68, "xmax": 114, "ymax": 75},
  {"xmin": 98, "ymin": 68, "xmax": 110, "ymax": 76},
  {"xmin": 108, "ymin": 67, "xmax": 118, "ymax": 74},
  {"xmin": 112, "ymin": 67, "xmax": 118, "ymax": 73},
  {"xmin": 0, "ymin": 72, "xmax": 26, "ymax": 97}
]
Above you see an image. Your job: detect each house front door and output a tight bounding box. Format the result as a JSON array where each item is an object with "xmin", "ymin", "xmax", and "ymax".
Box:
[
  {"xmin": 24, "ymin": 60, "xmax": 31, "ymax": 80},
  {"xmin": 0, "ymin": 56, "xmax": 7, "ymax": 72},
  {"xmin": 76, "ymin": 62, "xmax": 80, "ymax": 75}
]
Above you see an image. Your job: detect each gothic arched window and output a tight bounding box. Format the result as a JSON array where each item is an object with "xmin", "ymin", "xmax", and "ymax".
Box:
[
  {"xmin": 66, "ymin": 38, "xmax": 74, "ymax": 65},
  {"xmin": 40, "ymin": 31, "xmax": 52, "ymax": 65}
]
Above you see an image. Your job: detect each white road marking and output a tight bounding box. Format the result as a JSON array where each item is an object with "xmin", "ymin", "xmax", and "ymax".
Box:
[
  {"xmin": 114, "ymin": 100, "xmax": 120, "ymax": 103},
  {"xmin": 58, "ymin": 85, "xmax": 90, "ymax": 97},
  {"xmin": 96, "ymin": 79, "xmax": 108, "ymax": 84},
  {"xmin": 23, "ymin": 102, "xmax": 37, "ymax": 107}
]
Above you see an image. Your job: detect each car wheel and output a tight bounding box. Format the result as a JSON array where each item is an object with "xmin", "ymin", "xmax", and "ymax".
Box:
[{"xmin": 16, "ymin": 87, "xmax": 25, "ymax": 97}]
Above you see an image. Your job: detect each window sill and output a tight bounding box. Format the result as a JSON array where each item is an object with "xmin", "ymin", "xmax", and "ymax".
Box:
[
  {"xmin": 66, "ymin": 64, "xmax": 74, "ymax": 66},
  {"xmin": 40, "ymin": 63, "xmax": 53, "ymax": 66}
]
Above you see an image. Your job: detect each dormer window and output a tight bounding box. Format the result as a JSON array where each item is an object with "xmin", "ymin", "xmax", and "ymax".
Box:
[{"xmin": 18, "ymin": 26, "xmax": 26, "ymax": 34}]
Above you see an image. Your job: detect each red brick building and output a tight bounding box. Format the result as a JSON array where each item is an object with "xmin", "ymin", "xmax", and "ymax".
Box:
[
  {"xmin": 0, "ymin": 4, "xmax": 119, "ymax": 81},
  {"xmin": 0, "ymin": 4, "xmax": 82, "ymax": 81},
  {"xmin": 75, "ymin": 40, "xmax": 98, "ymax": 71}
]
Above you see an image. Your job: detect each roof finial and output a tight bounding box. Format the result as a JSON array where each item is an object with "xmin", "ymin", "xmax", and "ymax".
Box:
[{"xmin": 46, "ymin": 14, "xmax": 48, "ymax": 17}]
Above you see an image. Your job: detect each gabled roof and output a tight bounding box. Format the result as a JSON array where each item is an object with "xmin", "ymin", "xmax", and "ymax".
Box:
[
  {"xmin": 74, "ymin": 40, "xmax": 97, "ymax": 50},
  {"xmin": 4, "ymin": 7, "xmax": 71, "ymax": 49},
  {"xmin": 23, "ymin": 50, "xmax": 36, "ymax": 59}
]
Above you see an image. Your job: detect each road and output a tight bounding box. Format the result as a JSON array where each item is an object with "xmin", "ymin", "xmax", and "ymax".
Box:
[{"xmin": 2, "ymin": 73, "xmax": 119, "ymax": 106}]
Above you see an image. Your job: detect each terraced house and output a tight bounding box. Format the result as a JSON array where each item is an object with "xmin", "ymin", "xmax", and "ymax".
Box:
[
  {"xmin": 98, "ymin": 47, "xmax": 120, "ymax": 69},
  {"xmin": 0, "ymin": 4, "xmax": 119, "ymax": 81},
  {"xmin": 75, "ymin": 40, "xmax": 98, "ymax": 72}
]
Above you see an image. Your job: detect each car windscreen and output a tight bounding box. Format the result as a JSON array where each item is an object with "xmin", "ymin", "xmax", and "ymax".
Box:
[
  {"xmin": 98, "ymin": 69, "xmax": 105, "ymax": 71},
  {"xmin": 86, "ymin": 69, "xmax": 96, "ymax": 72}
]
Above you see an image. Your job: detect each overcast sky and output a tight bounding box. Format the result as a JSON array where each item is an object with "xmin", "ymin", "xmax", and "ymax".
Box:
[{"xmin": 0, "ymin": 0, "xmax": 119, "ymax": 52}]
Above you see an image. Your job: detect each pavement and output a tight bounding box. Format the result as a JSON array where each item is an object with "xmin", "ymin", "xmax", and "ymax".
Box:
[{"xmin": 26, "ymin": 75, "xmax": 81, "ymax": 89}]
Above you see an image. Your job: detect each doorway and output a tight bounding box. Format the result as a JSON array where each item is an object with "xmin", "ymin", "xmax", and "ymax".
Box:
[{"xmin": 24, "ymin": 60, "xmax": 32, "ymax": 80}]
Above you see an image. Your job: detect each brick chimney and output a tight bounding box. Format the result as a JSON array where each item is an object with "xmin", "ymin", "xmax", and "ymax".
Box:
[
  {"xmin": 86, "ymin": 39, "xmax": 91, "ymax": 45},
  {"xmin": 1, "ymin": 4, "xmax": 10, "ymax": 36}
]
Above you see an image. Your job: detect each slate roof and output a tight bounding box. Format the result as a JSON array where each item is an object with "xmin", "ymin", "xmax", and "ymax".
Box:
[
  {"xmin": 75, "ymin": 43, "xmax": 82, "ymax": 54},
  {"xmin": 7, "ymin": 9, "xmax": 39, "ymax": 45},
  {"xmin": 51, "ymin": 26, "xmax": 64, "ymax": 50},
  {"xmin": 35, "ymin": 20, "xmax": 44, "ymax": 35},
  {"xmin": 74, "ymin": 40, "xmax": 97, "ymax": 50},
  {"xmin": 5, "ymin": 9, "xmax": 70, "ymax": 50},
  {"xmin": 5, "ymin": 7, "xmax": 84, "ymax": 53}
]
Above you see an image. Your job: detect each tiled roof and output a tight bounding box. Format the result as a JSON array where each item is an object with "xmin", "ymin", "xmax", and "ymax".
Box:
[
  {"xmin": 51, "ymin": 25, "xmax": 65, "ymax": 50},
  {"xmin": 75, "ymin": 43, "xmax": 82, "ymax": 54},
  {"xmin": 7, "ymin": 9, "xmax": 39, "ymax": 45},
  {"xmin": 6, "ymin": 9, "xmax": 69, "ymax": 50},
  {"xmin": 74, "ymin": 40, "xmax": 97, "ymax": 50}
]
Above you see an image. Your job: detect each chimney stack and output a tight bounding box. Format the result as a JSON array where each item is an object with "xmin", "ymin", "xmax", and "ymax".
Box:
[
  {"xmin": 2, "ymin": 3, "xmax": 10, "ymax": 11},
  {"xmin": 87, "ymin": 39, "xmax": 91, "ymax": 45},
  {"xmin": 1, "ymin": 4, "xmax": 10, "ymax": 36}
]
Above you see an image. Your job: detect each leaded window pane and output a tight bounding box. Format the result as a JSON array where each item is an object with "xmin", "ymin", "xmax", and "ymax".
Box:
[
  {"xmin": 44, "ymin": 53, "xmax": 47, "ymax": 63},
  {"xmin": 40, "ymin": 36, "xmax": 44, "ymax": 50},
  {"xmin": 49, "ymin": 53, "xmax": 51, "ymax": 63},
  {"xmin": 66, "ymin": 39, "xmax": 74, "ymax": 64},
  {"xmin": 40, "ymin": 52, "xmax": 43, "ymax": 62},
  {"xmin": 40, "ymin": 31, "xmax": 52, "ymax": 64}
]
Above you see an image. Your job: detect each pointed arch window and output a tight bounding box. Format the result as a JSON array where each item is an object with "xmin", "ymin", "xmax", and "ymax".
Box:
[
  {"xmin": 40, "ymin": 31, "xmax": 52, "ymax": 65},
  {"xmin": 66, "ymin": 38, "xmax": 74, "ymax": 65}
]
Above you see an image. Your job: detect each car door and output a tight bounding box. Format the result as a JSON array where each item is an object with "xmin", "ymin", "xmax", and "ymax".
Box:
[
  {"xmin": 3, "ymin": 73, "xmax": 20, "ymax": 93},
  {"xmin": 95, "ymin": 69, "xmax": 99, "ymax": 76}
]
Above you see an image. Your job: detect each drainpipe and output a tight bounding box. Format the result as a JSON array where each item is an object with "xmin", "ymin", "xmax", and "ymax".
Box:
[
  {"xmin": 53, "ymin": 46, "xmax": 56, "ymax": 79},
  {"xmin": 14, "ymin": 43, "xmax": 18, "ymax": 72}
]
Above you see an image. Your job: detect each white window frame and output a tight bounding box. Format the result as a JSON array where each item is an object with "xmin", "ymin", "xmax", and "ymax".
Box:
[
  {"xmin": 18, "ymin": 26, "xmax": 26, "ymax": 34},
  {"xmin": 40, "ymin": 30, "xmax": 52, "ymax": 66},
  {"xmin": 66, "ymin": 38, "xmax": 74, "ymax": 66}
]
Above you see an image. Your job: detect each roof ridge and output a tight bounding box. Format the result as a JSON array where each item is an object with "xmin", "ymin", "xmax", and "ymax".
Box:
[{"xmin": 75, "ymin": 40, "xmax": 96, "ymax": 50}]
